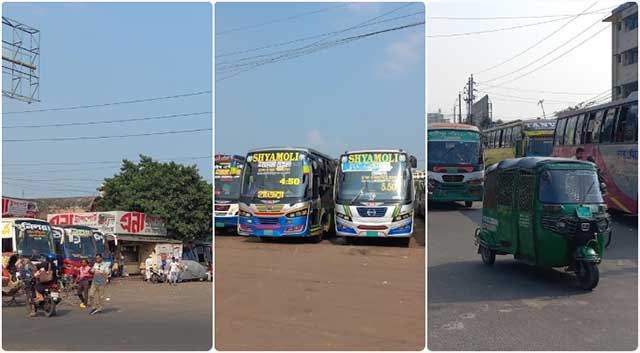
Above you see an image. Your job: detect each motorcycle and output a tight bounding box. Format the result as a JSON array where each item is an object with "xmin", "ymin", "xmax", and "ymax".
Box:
[
  {"xmin": 149, "ymin": 267, "xmax": 167, "ymax": 284},
  {"xmin": 25, "ymin": 277, "xmax": 61, "ymax": 317}
]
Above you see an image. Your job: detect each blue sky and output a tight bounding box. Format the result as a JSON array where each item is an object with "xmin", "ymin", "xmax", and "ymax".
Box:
[
  {"xmin": 2, "ymin": 2, "xmax": 212, "ymax": 198},
  {"xmin": 215, "ymin": 2, "xmax": 425, "ymax": 167}
]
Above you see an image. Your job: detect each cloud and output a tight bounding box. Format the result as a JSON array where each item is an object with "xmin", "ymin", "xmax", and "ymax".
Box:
[{"xmin": 377, "ymin": 32, "xmax": 424, "ymax": 78}]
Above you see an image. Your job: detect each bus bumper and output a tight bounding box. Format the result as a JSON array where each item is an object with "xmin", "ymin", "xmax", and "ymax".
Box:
[
  {"xmin": 215, "ymin": 216, "xmax": 238, "ymax": 228},
  {"xmin": 335, "ymin": 218, "xmax": 413, "ymax": 238},
  {"xmin": 428, "ymin": 186, "xmax": 483, "ymax": 202},
  {"xmin": 237, "ymin": 216, "xmax": 314, "ymax": 237}
]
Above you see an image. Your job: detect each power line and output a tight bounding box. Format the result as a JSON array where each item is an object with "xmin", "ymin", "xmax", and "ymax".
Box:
[
  {"xmin": 3, "ymin": 111, "xmax": 211, "ymax": 129},
  {"xmin": 479, "ymin": 90, "xmax": 578, "ymax": 104},
  {"xmin": 4, "ymin": 90, "xmax": 211, "ymax": 115},
  {"xmin": 481, "ymin": 24, "xmax": 609, "ymax": 88},
  {"xmin": 3, "ymin": 128, "xmax": 212, "ymax": 143},
  {"xmin": 479, "ymin": 15, "xmax": 607, "ymax": 84},
  {"xmin": 216, "ymin": 21, "xmax": 424, "ymax": 81},
  {"xmin": 428, "ymin": 16, "xmax": 577, "ymax": 38},
  {"xmin": 427, "ymin": 7, "xmax": 612, "ymax": 20},
  {"xmin": 216, "ymin": 10, "xmax": 423, "ymax": 59},
  {"xmin": 3, "ymin": 155, "xmax": 212, "ymax": 167},
  {"xmin": 475, "ymin": 1, "xmax": 599, "ymax": 74},
  {"xmin": 216, "ymin": 4, "xmax": 348, "ymax": 36},
  {"xmin": 485, "ymin": 86, "xmax": 604, "ymax": 95}
]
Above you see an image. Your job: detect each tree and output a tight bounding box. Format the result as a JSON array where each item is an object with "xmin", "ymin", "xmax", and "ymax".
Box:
[{"xmin": 96, "ymin": 155, "xmax": 212, "ymax": 242}]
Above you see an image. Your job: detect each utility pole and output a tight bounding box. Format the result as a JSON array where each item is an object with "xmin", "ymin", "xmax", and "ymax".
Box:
[
  {"xmin": 538, "ymin": 99, "xmax": 547, "ymax": 119},
  {"xmin": 464, "ymin": 74, "xmax": 476, "ymax": 125},
  {"xmin": 458, "ymin": 92, "xmax": 462, "ymax": 124},
  {"xmin": 453, "ymin": 104, "xmax": 456, "ymax": 124}
]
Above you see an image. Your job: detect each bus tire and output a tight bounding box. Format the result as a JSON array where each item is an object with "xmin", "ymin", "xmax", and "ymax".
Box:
[
  {"xmin": 343, "ymin": 236, "xmax": 353, "ymax": 245},
  {"xmin": 398, "ymin": 238, "xmax": 411, "ymax": 247}
]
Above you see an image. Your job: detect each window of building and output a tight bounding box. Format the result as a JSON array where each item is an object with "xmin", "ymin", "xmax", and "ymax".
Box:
[
  {"xmin": 622, "ymin": 81, "xmax": 638, "ymax": 98},
  {"xmin": 625, "ymin": 14, "xmax": 638, "ymax": 31},
  {"xmin": 617, "ymin": 54, "xmax": 622, "ymax": 63},
  {"xmin": 601, "ymin": 108, "xmax": 617, "ymax": 143},
  {"xmin": 617, "ymin": 22, "xmax": 622, "ymax": 31},
  {"xmin": 623, "ymin": 47, "xmax": 638, "ymax": 66}
]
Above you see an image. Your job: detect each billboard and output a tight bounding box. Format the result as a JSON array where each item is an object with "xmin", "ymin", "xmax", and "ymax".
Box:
[
  {"xmin": 2, "ymin": 197, "xmax": 38, "ymax": 218},
  {"xmin": 47, "ymin": 211, "xmax": 167, "ymax": 236},
  {"xmin": 471, "ymin": 95, "xmax": 490, "ymax": 127}
]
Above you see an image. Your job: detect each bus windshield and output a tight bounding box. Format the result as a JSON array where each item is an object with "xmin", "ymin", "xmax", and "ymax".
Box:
[
  {"xmin": 215, "ymin": 177, "xmax": 241, "ymax": 201},
  {"xmin": 241, "ymin": 151, "xmax": 309, "ymax": 201},
  {"xmin": 428, "ymin": 141, "xmax": 480, "ymax": 165},
  {"xmin": 337, "ymin": 152, "xmax": 410, "ymax": 204},
  {"xmin": 64, "ymin": 229, "xmax": 97, "ymax": 262},
  {"xmin": 539, "ymin": 169, "xmax": 604, "ymax": 204},
  {"xmin": 15, "ymin": 222, "xmax": 55, "ymax": 258},
  {"xmin": 527, "ymin": 138, "xmax": 553, "ymax": 156}
]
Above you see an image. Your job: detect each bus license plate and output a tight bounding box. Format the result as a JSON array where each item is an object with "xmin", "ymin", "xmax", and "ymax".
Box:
[
  {"xmin": 263, "ymin": 230, "xmax": 273, "ymax": 235},
  {"xmin": 215, "ymin": 222, "xmax": 225, "ymax": 227},
  {"xmin": 366, "ymin": 231, "xmax": 378, "ymax": 237},
  {"xmin": 51, "ymin": 292, "xmax": 59, "ymax": 299}
]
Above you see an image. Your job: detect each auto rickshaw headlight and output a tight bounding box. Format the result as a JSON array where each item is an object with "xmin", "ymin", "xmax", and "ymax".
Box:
[{"xmin": 556, "ymin": 221, "xmax": 567, "ymax": 232}]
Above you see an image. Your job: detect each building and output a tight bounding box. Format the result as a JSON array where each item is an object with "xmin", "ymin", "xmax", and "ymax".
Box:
[
  {"xmin": 604, "ymin": 2, "xmax": 638, "ymax": 101},
  {"xmin": 427, "ymin": 109, "xmax": 447, "ymax": 124}
]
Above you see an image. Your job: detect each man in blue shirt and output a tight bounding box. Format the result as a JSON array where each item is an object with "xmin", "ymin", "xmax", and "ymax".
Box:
[{"xmin": 88, "ymin": 253, "xmax": 111, "ymax": 315}]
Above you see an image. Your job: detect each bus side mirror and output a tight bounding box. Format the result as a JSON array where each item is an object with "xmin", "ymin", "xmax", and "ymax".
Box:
[{"xmin": 410, "ymin": 156, "xmax": 417, "ymax": 168}]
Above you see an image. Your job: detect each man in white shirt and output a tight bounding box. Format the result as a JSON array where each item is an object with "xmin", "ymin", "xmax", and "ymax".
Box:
[
  {"xmin": 168, "ymin": 257, "xmax": 180, "ymax": 286},
  {"xmin": 144, "ymin": 254, "xmax": 154, "ymax": 282}
]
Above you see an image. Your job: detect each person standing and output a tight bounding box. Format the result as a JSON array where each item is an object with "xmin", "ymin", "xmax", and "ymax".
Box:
[
  {"xmin": 144, "ymin": 254, "xmax": 154, "ymax": 282},
  {"xmin": 168, "ymin": 257, "xmax": 179, "ymax": 286},
  {"xmin": 77, "ymin": 258, "xmax": 92, "ymax": 309},
  {"xmin": 18, "ymin": 258, "xmax": 36, "ymax": 317},
  {"xmin": 575, "ymin": 147, "xmax": 586, "ymax": 160},
  {"xmin": 88, "ymin": 253, "xmax": 110, "ymax": 315}
]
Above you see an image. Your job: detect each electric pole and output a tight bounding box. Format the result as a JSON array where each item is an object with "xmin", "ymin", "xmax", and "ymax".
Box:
[
  {"xmin": 464, "ymin": 74, "xmax": 476, "ymax": 125},
  {"xmin": 458, "ymin": 92, "xmax": 462, "ymax": 124},
  {"xmin": 538, "ymin": 99, "xmax": 547, "ymax": 119}
]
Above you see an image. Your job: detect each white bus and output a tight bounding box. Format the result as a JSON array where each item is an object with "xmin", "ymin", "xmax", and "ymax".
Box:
[{"xmin": 334, "ymin": 149, "xmax": 417, "ymax": 247}]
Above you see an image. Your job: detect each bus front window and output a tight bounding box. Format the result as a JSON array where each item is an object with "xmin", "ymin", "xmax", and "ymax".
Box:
[
  {"xmin": 215, "ymin": 177, "xmax": 242, "ymax": 201},
  {"xmin": 337, "ymin": 154, "xmax": 410, "ymax": 204},
  {"xmin": 527, "ymin": 138, "xmax": 553, "ymax": 157},
  {"xmin": 428, "ymin": 141, "xmax": 480, "ymax": 165},
  {"xmin": 16, "ymin": 228, "xmax": 55, "ymax": 259},
  {"xmin": 241, "ymin": 151, "xmax": 309, "ymax": 202}
]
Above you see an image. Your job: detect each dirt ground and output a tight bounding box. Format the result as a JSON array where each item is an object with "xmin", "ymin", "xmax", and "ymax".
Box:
[{"xmin": 215, "ymin": 218, "xmax": 425, "ymax": 350}]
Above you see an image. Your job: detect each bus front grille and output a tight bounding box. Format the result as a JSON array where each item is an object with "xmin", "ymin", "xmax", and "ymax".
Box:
[{"xmin": 257, "ymin": 217, "xmax": 279, "ymax": 225}]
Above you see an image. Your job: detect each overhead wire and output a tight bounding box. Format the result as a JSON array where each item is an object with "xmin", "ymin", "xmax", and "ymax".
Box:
[
  {"xmin": 3, "ymin": 128, "xmax": 212, "ymax": 143},
  {"xmin": 3, "ymin": 111, "xmax": 211, "ymax": 129}
]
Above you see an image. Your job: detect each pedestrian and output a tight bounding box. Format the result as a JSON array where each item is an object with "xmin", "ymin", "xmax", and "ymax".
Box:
[
  {"xmin": 144, "ymin": 254, "xmax": 154, "ymax": 282},
  {"xmin": 575, "ymin": 147, "xmax": 586, "ymax": 160},
  {"xmin": 77, "ymin": 258, "xmax": 92, "ymax": 309},
  {"xmin": 18, "ymin": 257, "xmax": 36, "ymax": 317},
  {"xmin": 169, "ymin": 257, "xmax": 179, "ymax": 285},
  {"xmin": 88, "ymin": 253, "xmax": 110, "ymax": 315}
]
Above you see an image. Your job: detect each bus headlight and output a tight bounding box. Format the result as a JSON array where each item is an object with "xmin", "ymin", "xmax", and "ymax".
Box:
[
  {"xmin": 239, "ymin": 210, "xmax": 252, "ymax": 218},
  {"xmin": 393, "ymin": 211, "xmax": 413, "ymax": 222},
  {"xmin": 467, "ymin": 178, "xmax": 484, "ymax": 186},
  {"xmin": 336, "ymin": 212, "xmax": 352, "ymax": 222},
  {"xmin": 286, "ymin": 209, "xmax": 308, "ymax": 218}
]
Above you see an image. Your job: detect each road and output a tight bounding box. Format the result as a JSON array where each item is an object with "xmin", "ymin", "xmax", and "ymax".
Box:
[
  {"xmin": 215, "ymin": 218, "xmax": 425, "ymax": 350},
  {"xmin": 428, "ymin": 202, "xmax": 638, "ymax": 351},
  {"xmin": 2, "ymin": 278, "xmax": 212, "ymax": 350}
]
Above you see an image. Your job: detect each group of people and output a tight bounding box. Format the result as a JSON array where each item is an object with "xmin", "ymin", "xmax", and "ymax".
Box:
[
  {"xmin": 13, "ymin": 253, "xmax": 110, "ymax": 317},
  {"xmin": 144, "ymin": 255, "xmax": 184, "ymax": 285}
]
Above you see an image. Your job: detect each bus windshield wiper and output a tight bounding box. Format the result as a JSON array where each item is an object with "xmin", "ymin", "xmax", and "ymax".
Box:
[{"xmin": 350, "ymin": 182, "xmax": 370, "ymax": 204}]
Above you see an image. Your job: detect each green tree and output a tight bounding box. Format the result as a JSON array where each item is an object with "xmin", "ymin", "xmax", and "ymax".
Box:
[{"xmin": 96, "ymin": 155, "xmax": 212, "ymax": 242}]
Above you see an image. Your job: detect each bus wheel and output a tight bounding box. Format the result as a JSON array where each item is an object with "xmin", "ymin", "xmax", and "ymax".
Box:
[
  {"xmin": 343, "ymin": 236, "xmax": 353, "ymax": 245},
  {"xmin": 397, "ymin": 238, "xmax": 411, "ymax": 247},
  {"xmin": 465, "ymin": 201, "xmax": 473, "ymax": 207}
]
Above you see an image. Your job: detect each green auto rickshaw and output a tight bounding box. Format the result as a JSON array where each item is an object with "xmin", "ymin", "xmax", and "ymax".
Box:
[{"xmin": 475, "ymin": 157, "xmax": 611, "ymax": 290}]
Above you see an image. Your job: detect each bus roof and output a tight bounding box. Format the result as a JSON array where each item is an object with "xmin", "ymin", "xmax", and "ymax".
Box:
[
  {"xmin": 556, "ymin": 91, "xmax": 638, "ymax": 119},
  {"xmin": 428, "ymin": 123, "xmax": 479, "ymax": 132},
  {"xmin": 483, "ymin": 119, "xmax": 556, "ymax": 133},
  {"xmin": 247, "ymin": 147, "xmax": 334, "ymax": 160},
  {"xmin": 214, "ymin": 154, "xmax": 245, "ymax": 163},
  {"xmin": 341, "ymin": 149, "xmax": 409, "ymax": 155}
]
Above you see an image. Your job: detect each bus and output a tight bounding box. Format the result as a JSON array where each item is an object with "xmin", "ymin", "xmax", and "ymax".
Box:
[
  {"xmin": 214, "ymin": 154, "xmax": 245, "ymax": 231},
  {"xmin": 2, "ymin": 218, "xmax": 57, "ymax": 286},
  {"xmin": 334, "ymin": 150, "xmax": 417, "ymax": 246},
  {"xmin": 237, "ymin": 147, "xmax": 337, "ymax": 242},
  {"xmin": 483, "ymin": 119, "xmax": 556, "ymax": 167},
  {"xmin": 52, "ymin": 225, "xmax": 104, "ymax": 278},
  {"xmin": 551, "ymin": 93, "xmax": 638, "ymax": 214},
  {"xmin": 427, "ymin": 123, "xmax": 484, "ymax": 207}
]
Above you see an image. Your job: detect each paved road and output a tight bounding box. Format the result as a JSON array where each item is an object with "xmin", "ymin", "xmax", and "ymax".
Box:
[
  {"xmin": 215, "ymin": 218, "xmax": 425, "ymax": 350},
  {"xmin": 427, "ymin": 202, "xmax": 638, "ymax": 351},
  {"xmin": 2, "ymin": 278, "xmax": 212, "ymax": 350}
]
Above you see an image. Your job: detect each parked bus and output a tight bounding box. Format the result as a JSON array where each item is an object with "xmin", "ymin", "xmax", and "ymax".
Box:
[
  {"xmin": 551, "ymin": 93, "xmax": 638, "ymax": 214},
  {"xmin": 2, "ymin": 218, "xmax": 57, "ymax": 286},
  {"xmin": 52, "ymin": 225, "xmax": 103, "ymax": 278},
  {"xmin": 334, "ymin": 150, "xmax": 417, "ymax": 246},
  {"xmin": 427, "ymin": 123, "xmax": 484, "ymax": 207},
  {"xmin": 214, "ymin": 154, "xmax": 245, "ymax": 231},
  {"xmin": 483, "ymin": 119, "xmax": 556, "ymax": 167},
  {"xmin": 238, "ymin": 147, "xmax": 337, "ymax": 242}
]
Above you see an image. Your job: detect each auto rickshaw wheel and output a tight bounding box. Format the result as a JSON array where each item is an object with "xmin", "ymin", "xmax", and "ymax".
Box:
[
  {"xmin": 577, "ymin": 262, "xmax": 599, "ymax": 290},
  {"xmin": 480, "ymin": 245, "xmax": 496, "ymax": 266}
]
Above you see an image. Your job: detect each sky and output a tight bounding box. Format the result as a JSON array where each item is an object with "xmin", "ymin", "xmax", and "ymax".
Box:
[
  {"xmin": 215, "ymin": 2, "xmax": 426, "ymax": 167},
  {"xmin": 2, "ymin": 2, "xmax": 212, "ymax": 198},
  {"xmin": 428, "ymin": 0, "xmax": 620, "ymax": 122}
]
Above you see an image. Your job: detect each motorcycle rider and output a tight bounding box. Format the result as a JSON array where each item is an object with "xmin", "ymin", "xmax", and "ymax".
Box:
[{"xmin": 33, "ymin": 255, "xmax": 57, "ymax": 305}]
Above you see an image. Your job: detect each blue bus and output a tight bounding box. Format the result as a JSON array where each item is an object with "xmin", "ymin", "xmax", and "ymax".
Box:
[{"xmin": 214, "ymin": 154, "xmax": 245, "ymax": 231}]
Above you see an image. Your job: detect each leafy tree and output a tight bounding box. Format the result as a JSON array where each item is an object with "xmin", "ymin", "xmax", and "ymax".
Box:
[{"xmin": 96, "ymin": 155, "xmax": 212, "ymax": 242}]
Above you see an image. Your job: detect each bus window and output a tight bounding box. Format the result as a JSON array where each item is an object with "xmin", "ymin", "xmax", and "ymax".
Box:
[
  {"xmin": 497, "ymin": 129, "xmax": 504, "ymax": 148},
  {"xmin": 624, "ymin": 103, "xmax": 638, "ymax": 142},
  {"xmin": 554, "ymin": 118, "xmax": 567, "ymax": 145},
  {"xmin": 575, "ymin": 114, "xmax": 585, "ymax": 145},
  {"xmin": 2, "ymin": 238, "xmax": 13, "ymax": 252},
  {"xmin": 565, "ymin": 115, "xmax": 578, "ymax": 146},
  {"xmin": 504, "ymin": 128, "xmax": 512, "ymax": 148},
  {"xmin": 513, "ymin": 125, "xmax": 522, "ymax": 141},
  {"xmin": 601, "ymin": 108, "xmax": 617, "ymax": 143},
  {"xmin": 587, "ymin": 110, "xmax": 604, "ymax": 143}
]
